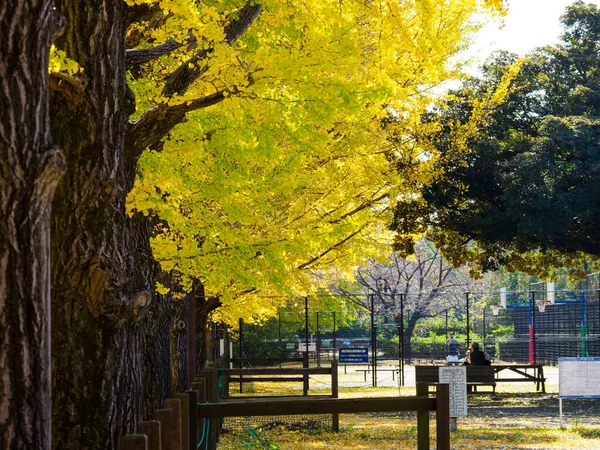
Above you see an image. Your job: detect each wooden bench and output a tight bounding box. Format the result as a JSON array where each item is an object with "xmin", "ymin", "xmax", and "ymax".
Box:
[
  {"xmin": 493, "ymin": 364, "xmax": 546, "ymax": 393},
  {"xmin": 415, "ymin": 365, "xmax": 496, "ymax": 394}
]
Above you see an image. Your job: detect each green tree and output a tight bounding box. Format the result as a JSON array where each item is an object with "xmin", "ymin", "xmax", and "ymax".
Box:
[{"xmin": 392, "ymin": 1, "xmax": 600, "ymax": 275}]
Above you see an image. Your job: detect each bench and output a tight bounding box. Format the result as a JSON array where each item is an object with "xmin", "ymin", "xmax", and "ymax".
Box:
[
  {"xmin": 415, "ymin": 365, "xmax": 496, "ymax": 394},
  {"xmin": 493, "ymin": 364, "xmax": 546, "ymax": 393}
]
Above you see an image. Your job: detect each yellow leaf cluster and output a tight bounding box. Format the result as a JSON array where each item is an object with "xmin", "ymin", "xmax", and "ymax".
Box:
[{"xmin": 126, "ymin": 0, "xmax": 503, "ymax": 324}]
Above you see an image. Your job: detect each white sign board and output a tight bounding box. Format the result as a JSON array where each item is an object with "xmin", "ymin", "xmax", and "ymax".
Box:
[
  {"xmin": 439, "ymin": 366, "xmax": 468, "ymax": 417},
  {"xmin": 559, "ymin": 357, "xmax": 600, "ymax": 398},
  {"xmin": 298, "ymin": 343, "xmax": 317, "ymax": 352}
]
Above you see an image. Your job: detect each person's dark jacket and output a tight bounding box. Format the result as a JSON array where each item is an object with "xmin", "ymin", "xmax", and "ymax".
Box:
[{"xmin": 465, "ymin": 349, "xmax": 490, "ymax": 365}]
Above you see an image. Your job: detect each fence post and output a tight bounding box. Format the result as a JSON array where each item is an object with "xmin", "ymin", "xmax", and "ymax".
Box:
[
  {"xmin": 205, "ymin": 362, "xmax": 219, "ymax": 450},
  {"xmin": 331, "ymin": 359, "xmax": 339, "ymax": 432},
  {"xmin": 416, "ymin": 382, "xmax": 430, "ymax": 450},
  {"xmin": 191, "ymin": 378, "xmax": 206, "ymax": 449},
  {"xmin": 154, "ymin": 409, "xmax": 173, "ymax": 450},
  {"xmin": 138, "ymin": 421, "xmax": 161, "ymax": 450},
  {"xmin": 164, "ymin": 399, "xmax": 182, "ymax": 450},
  {"xmin": 186, "ymin": 390, "xmax": 199, "ymax": 450},
  {"xmin": 192, "ymin": 376, "xmax": 205, "ymax": 401},
  {"xmin": 435, "ymin": 384, "xmax": 450, "ymax": 450},
  {"xmin": 175, "ymin": 393, "xmax": 190, "ymax": 450},
  {"xmin": 123, "ymin": 435, "xmax": 148, "ymax": 450}
]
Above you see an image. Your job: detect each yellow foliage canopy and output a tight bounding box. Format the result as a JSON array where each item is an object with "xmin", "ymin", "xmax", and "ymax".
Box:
[{"xmin": 123, "ymin": 0, "xmax": 503, "ymax": 323}]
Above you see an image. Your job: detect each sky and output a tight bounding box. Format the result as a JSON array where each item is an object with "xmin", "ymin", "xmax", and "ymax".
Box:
[{"xmin": 472, "ymin": 0, "xmax": 600, "ymax": 62}]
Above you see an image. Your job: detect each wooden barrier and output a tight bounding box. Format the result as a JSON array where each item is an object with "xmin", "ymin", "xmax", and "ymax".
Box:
[
  {"xmin": 123, "ymin": 435, "xmax": 148, "ymax": 450},
  {"xmin": 124, "ymin": 361, "xmax": 452, "ymax": 450},
  {"xmin": 219, "ymin": 360, "xmax": 338, "ymax": 399},
  {"xmin": 138, "ymin": 421, "xmax": 160, "ymax": 450},
  {"xmin": 195, "ymin": 383, "xmax": 450, "ymax": 450},
  {"xmin": 214, "ymin": 359, "xmax": 340, "ymax": 432}
]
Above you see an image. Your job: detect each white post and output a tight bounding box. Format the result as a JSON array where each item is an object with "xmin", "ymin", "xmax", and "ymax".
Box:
[
  {"xmin": 500, "ymin": 287, "xmax": 507, "ymax": 308},
  {"xmin": 547, "ymin": 282, "xmax": 555, "ymax": 304},
  {"xmin": 559, "ymin": 398, "xmax": 563, "ymax": 428}
]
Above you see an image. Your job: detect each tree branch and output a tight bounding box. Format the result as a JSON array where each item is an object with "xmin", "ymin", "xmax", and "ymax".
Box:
[
  {"xmin": 49, "ymin": 72, "xmax": 85, "ymax": 105},
  {"xmin": 126, "ymin": 39, "xmax": 183, "ymax": 67},
  {"xmin": 127, "ymin": 2, "xmax": 162, "ymax": 26},
  {"xmin": 124, "ymin": 2, "xmax": 263, "ymax": 174},
  {"xmin": 125, "ymin": 90, "xmax": 228, "ymax": 172},
  {"xmin": 329, "ymin": 193, "xmax": 389, "ymax": 224},
  {"xmin": 297, "ymin": 226, "xmax": 366, "ymax": 270},
  {"xmin": 162, "ymin": 2, "xmax": 262, "ymax": 97}
]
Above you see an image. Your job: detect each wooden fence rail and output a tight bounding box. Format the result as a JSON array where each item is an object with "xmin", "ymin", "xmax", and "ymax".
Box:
[
  {"xmin": 196, "ymin": 383, "xmax": 449, "ymax": 450},
  {"xmin": 123, "ymin": 360, "xmax": 449, "ymax": 450}
]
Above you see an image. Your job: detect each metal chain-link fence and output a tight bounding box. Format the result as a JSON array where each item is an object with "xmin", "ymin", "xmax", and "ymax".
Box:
[{"xmin": 232, "ymin": 282, "xmax": 600, "ymax": 372}]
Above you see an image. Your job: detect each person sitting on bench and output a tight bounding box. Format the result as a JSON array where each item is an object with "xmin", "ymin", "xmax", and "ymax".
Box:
[{"xmin": 463, "ymin": 342, "xmax": 490, "ymax": 366}]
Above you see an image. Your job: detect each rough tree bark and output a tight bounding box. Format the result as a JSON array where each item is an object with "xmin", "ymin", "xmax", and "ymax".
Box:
[
  {"xmin": 141, "ymin": 290, "xmax": 172, "ymax": 418},
  {"xmin": 0, "ymin": 2, "xmax": 65, "ymax": 448},
  {"xmin": 49, "ymin": 1, "xmax": 151, "ymax": 448},
  {"xmin": 194, "ymin": 283, "xmax": 222, "ymax": 373},
  {"xmin": 171, "ymin": 297, "xmax": 190, "ymax": 394},
  {"xmin": 46, "ymin": 1, "xmax": 261, "ymax": 447}
]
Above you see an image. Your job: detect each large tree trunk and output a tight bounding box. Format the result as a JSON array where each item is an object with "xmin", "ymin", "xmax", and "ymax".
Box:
[
  {"xmin": 49, "ymin": 1, "xmax": 150, "ymax": 448},
  {"xmin": 195, "ymin": 283, "xmax": 221, "ymax": 373},
  {"xmin": 141, "ymin": 290, "xmax": 172, "ymax": 418},
  {"xmin": 171, "ymin": 297, "xmax": 190, "ymax": 393},
  {"xmin": 0, "ymin": 2, "xmax": 65, "ymax": 448}
]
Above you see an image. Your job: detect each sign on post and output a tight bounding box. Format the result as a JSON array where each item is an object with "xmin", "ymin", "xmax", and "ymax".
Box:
[
  {"xmin": 559, "ymin": 357, "xmax": 600, "ymax": 398},
  {"xmin": 439, "ymin": 366, "xmax": 467, "ymax": 418},
  {"xmin": 559, "ymin": 357, "xmax": 600, "ymax": 426},
  {"xmin": 338, "ymin": 348, "xmax": 369, "ymax": 364}
]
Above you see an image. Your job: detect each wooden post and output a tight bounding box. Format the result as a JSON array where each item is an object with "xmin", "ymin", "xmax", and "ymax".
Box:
[
  {"xmin": 138, "ymin": 421, "xmax": 161, "ymax": 450},
  {"xmin": 186, "ymin": 390, "xmax": 199, "ymax": 450},
  {"xmin": 176, "ymin": 393, "xmax": 190, "ymax": 450},
  {"xmin": 191, "ymin": 380, "xmax": 206, "ymax": 449},
  {"xmin": 206, "ymin": 363, "xmax": 219, "ymax": 450},
  {"xmin": 123, "ymin": 435, "xmax": 148, "ymax": 450},
  {"xmin": 435, "ymin": 384, "xmax": 450, "ymax": 450},
  {"xmin": 331, "ymin": 359, "xmax": 339, "ymax": 432},
  {"xmin": 164, "ymin": 399, "xmax": 182, "ymax": 450},
  {"xmin": 416, "ymin": 383, "xmax": 430, "ymax": 450},
  {"xmin": 153, "ymin": 409, "xmax": 173, "ymax": 450},
  {"xmin": 191, "ymin": 378, "xmax": 205, "ymax": 402}
]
